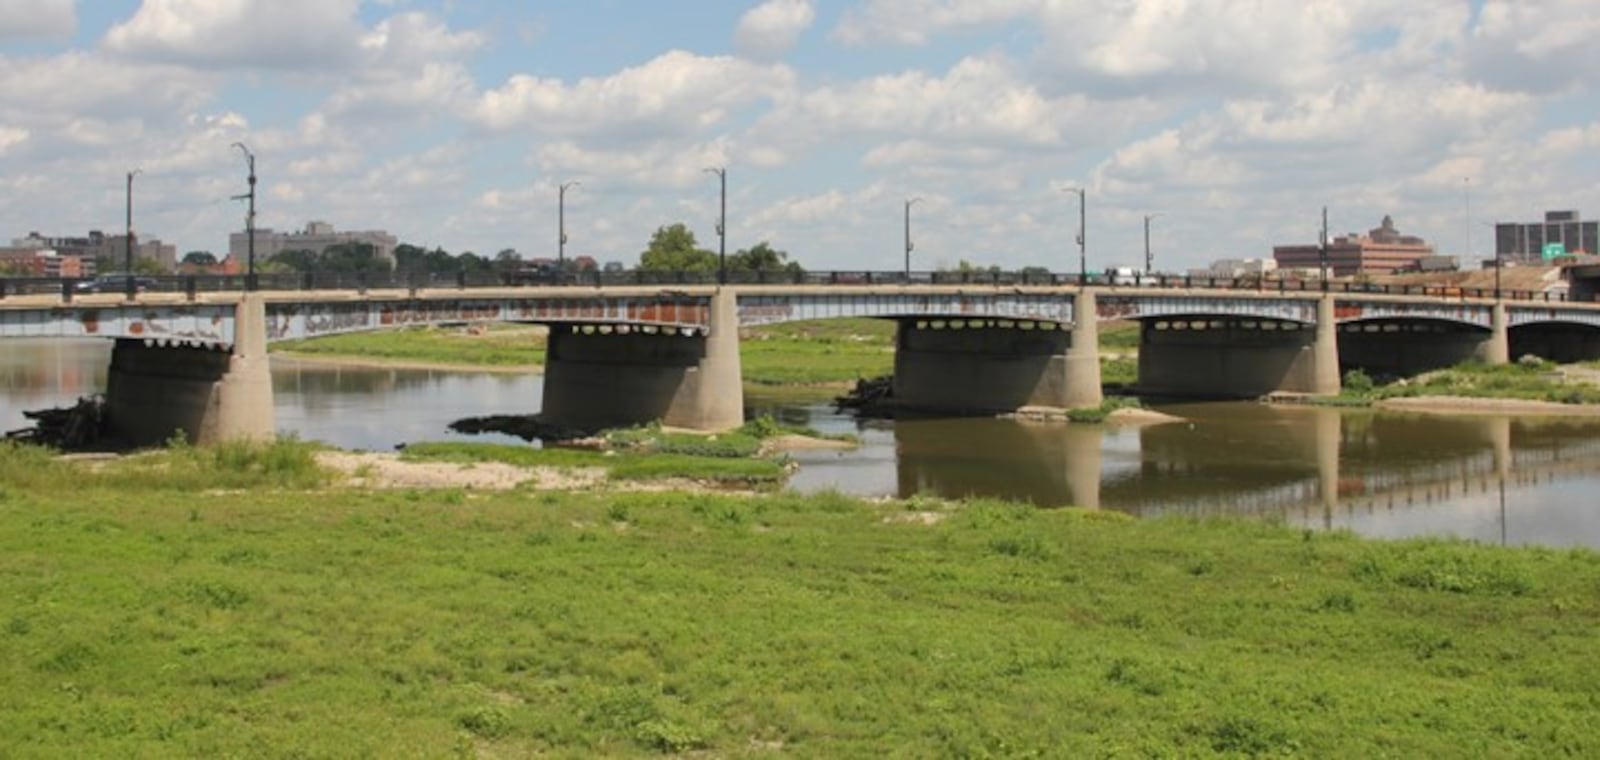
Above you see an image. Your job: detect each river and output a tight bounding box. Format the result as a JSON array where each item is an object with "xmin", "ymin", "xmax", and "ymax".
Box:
[{"xmin": 6, "ymin": 339, "xmax": 1600, "ymax": 550}]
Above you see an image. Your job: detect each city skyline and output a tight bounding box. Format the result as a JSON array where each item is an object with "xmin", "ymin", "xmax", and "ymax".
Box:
[{"xmin": 1, "ymin": 1, "xmax": 1597, "ymax": 271}]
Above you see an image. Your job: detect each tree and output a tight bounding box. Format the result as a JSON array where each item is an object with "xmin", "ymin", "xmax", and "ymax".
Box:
[
  {"xmin": 639, "ymin": 223, "xmax": 717, "ymax": 272},
  {"xmin": 729, "ymin": 241, "xmax": 803, "ymax": 274},
  {"xmin": 182, "ymin": 251, "xmax": 217, "ymax": 266}
]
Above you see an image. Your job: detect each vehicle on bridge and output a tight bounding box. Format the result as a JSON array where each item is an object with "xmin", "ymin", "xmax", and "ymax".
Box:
[{"xmin": 74, "ymin": 274, "xmax": 158, "ymax": 293}]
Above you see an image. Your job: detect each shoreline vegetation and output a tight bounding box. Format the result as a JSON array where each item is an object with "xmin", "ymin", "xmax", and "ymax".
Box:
[{"xmin": 2, "ymin": 436, "xmax": 1598, "ymax": 755}]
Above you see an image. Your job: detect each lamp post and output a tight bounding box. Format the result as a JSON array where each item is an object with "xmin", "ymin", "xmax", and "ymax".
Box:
[
  {"xmin": 1062, "ymin": 187, "xmax": 1086, "ymax": 284},
  {"xmin": 558, "ymin": 180, "xmax": 580, "ymax": 271},
  {"xmin": 1142, "ymin": 213, "xmax": 1161, "ymax": 274},
  {"xmin": 903, "ymin": 197, "xmax": 922, "ymax": 279},
  {"xmin": 704, "ymin": 166, "xmax": 726, "ymax": 284},
  {"xmin": 125, "ymin": 169, "xmax": 141, "ymax": 297},
  {"xmin": 1319, "ymin": 206, "xmax": 1329, "ymax": 288},
  {"xmin": 230, "ymin": 142, "xmax": 257, "ymax": 290}
]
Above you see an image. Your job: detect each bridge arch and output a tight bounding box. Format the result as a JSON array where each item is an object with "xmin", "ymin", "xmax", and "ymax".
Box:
[{"xmin": 1508, "ymin": 320, "xmax": 1600, "ymax": 363}]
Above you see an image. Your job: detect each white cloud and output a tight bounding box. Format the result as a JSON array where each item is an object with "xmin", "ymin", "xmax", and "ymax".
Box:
[
  {"xmin": 735, "ymin": 0, "xmax": 815, "ymax": 60},
  {"xmin": 0, "ymin": 0, "xmax": 74, "ymax": 41},
  {"xmin": 831, "ymin": 0, "xmax": 1033, "ymax": 46},
  {"xmin": 104, "ymin": 0, "xmax": 364, "ymax": 70},
  {"xmin": 0, "ymin": 125, "xmax": 28, "ymax": 155},
  {"xmin": 474, "ymin": 51, "xmax": 795, "ymax": 139},
  {"xmin": 1468, "ymin": 0, "xmax": 1600, "ymax": 93}
]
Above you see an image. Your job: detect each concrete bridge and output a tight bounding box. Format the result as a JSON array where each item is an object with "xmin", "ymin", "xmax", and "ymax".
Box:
[{"xmin": 4, "ymin": 280, "xmax": 1600, "ymax": 445}]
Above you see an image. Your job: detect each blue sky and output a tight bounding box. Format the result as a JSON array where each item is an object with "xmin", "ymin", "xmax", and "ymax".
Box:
[{"xmin": 2, "ymin": 0, "xmax": 1597, "ymax": 272}]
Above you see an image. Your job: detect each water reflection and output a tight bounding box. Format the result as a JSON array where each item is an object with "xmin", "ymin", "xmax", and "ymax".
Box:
[
  {"xmin": 880, "ymin": 404, "xmax": 1600, "ymax": 548},
  {"xmin": 5, "ymin": 340, "xmax": 1600, "ymax": 548}
]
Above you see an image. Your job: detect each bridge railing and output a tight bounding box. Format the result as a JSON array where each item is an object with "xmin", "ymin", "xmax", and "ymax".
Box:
[{"xmin": 0, "ymin": 270, "xmax": 1585, "ymax": 305}]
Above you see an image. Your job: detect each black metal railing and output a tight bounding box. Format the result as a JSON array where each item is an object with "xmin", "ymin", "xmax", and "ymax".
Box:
[{"xmin": 0, "ymin": 270, "xmax": 1586, "ymax": 305}]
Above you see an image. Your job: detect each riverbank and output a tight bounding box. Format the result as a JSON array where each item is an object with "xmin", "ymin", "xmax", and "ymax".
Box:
[{"xmin": 1, "ymin": 441, "xmax": 1596, "ymax": 756}]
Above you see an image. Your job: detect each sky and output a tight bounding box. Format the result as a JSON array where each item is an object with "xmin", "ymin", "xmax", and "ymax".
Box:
[{"xmin": 1, "ymin": 0, "xmax": 1597, "ymax": 273}]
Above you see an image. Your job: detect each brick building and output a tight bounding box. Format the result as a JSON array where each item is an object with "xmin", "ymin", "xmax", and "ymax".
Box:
[{"xmin": 1272, "ymin": 215, "xmax": 1435, "ymax": 276}]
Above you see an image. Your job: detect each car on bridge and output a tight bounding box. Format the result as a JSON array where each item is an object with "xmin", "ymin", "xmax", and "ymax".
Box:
[{"xmin": 74, "ymin": 274, "xmax": 158, "ymax": 293}]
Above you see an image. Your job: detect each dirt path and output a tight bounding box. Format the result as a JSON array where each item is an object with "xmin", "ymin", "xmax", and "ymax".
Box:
[{"xmin": 316, "ymin": 451, "xmax": 603, "ymax": 490}]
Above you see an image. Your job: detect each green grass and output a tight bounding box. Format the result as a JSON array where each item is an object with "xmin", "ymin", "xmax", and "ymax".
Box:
[
  {"xmin": 1320, "ymin": 361, "xmax": 1600, "ymax": 406},
  {"xmin": 1065, "ymin": 396, "xmax": 1143, "ymax": 423},
  {"xmin": 1, "ymin": 468, "xmax": 1597, "ymax": 756},
  {"xmin": 740, "ymin": 318, "xmax": 896, "ymax": 385},
  {"xmin": 275, "ymin": 324, "xmax": 547, "ymax": 367}
]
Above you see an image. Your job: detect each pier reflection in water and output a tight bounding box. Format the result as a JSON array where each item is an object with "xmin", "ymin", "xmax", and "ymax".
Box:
[{"xmin": 873, "ymin": 403, "xmax": 1600, "ymax": 549}]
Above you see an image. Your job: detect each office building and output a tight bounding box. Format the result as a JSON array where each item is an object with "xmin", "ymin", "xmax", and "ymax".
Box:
[
  {"xmin": 1272, "ymin": 215, "xmax": 1434, "ymax": 276},
  {"xmin": 1494, "ymin": 210, "xmax": 1596, "ymax": 262}
]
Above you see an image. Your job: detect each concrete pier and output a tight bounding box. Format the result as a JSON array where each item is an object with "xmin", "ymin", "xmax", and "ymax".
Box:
[
  {"xmin": 103, "ymin": 294, "xmax": 275, "ymax": 446},
  {"xmin": 539, "ymin": 289, "xmax": 744, "ymax": 432}
]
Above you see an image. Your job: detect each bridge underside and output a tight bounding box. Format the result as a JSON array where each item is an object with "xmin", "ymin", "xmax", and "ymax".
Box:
[
  {"xmin": 892, "ymin": 316, "xmax": 1101, "ymax": 413},
  {"xmin": 1338, "ymin": 319, "xmax": 1496, "ymax": 378},
  {"xmin": 539, "ymin": 291, "xmax": 743, "ymax": 433},
  {"xmin": 1138, "ymin": 314, "xmax": 1337, "ymax": 398},
  {"xmin": 1510, "ymin": 323, "xmax": 1600, "ymax": 363},
  {"xmin": 102, "ymin": 296, "xmax": 274, "ymax": 446}
]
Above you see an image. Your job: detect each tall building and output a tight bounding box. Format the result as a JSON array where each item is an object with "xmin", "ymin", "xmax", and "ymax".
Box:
[
  {"xmin": 6, "ymin": 230, "xmax": 176, "ymax": 273},
  {"xmin": 1494, "ymin": 210, "xmax": 1596, "ymax": 262},
  {"xmin": 229, "ymin": 221, "xmax": 398, "ymax": 266},
  {"xmin": 1272, "ymin": 215, "xmax": 1435, "ymax": 276}
]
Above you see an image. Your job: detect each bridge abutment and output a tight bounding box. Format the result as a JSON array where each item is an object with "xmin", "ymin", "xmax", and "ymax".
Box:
[
  {"xmin": 103, "ymin": 294, "xmax": 276, "ymax": 446},
  {"xmin": 539, "ymin": 289, "xmax": 744, "ymax": 432}
]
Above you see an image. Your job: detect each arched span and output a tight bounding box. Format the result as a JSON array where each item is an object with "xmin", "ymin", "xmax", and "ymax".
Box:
[
  {"xmin": 1508, "ymin": 320, "xmax": 1600, "ymax": 363},
  {"xmin": 1335, "ymin": 315, "xmax": 1489, "ymax": 334},
  {"xmin": 735, "ymin": 292, "xmax": 1075, "ymax": 328},
  {"xmin": 1096, "ymin": 294, "xmax": 1318, "ymax": 325},
  {"xmin": 1332, "ymin": 299, "xmax": 1491, "ymax": 330},
  {"xmin": 263, "ymin": 296, "xmax": 715, "ymax": 343},
  {"xmin": 1508, "ymin": 310, "xmax": 1600, "ymax": 331}
]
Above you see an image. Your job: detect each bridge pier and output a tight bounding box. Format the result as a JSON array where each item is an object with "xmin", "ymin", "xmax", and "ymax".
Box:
[
  {"xmin": 891, "ymin": 291, "xmax": 1101, "ymax": 414},
  {"xmin": 539, "ymin": 289, "xmax": 744, "ymax": 432},
  {"xmin": 103, "ymin": 294, "xmax": 276, "ymax": 446},
  {"xmin": 1479, "ymin": 301, "xmax": 1510, "ymax": 365},
  {"xmin": 1138, "ymin": 296, "xmax": 1340, "ymax": 398}
]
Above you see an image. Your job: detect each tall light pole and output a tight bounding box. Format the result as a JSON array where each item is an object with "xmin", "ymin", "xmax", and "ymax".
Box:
[
  {"xmin": 230, "ymin": 142, "xmax": 257, "ymax": 290},
  {"xmin": 1142, "ymin": 213, "xmax": 1161, "ymax": 274},
  {"xmin": 904, "ymin": 197, "xmax": 922, "ymax": 278},
  {"xmin": 704, "ymin": 166, "xmax": 726, "ymax": 284},
  {"xmin": 558, "ymin": 180, "xmax": 580, "ymax": 269},
  {"xmin": 125, "ymin": 169, "xmax": 141, "ymax": 296},
  {"xmin": 1319, "ymin": 206, "xmax": 1329, "ymax": 286},
  {"xmin": 1062, "ymin": 187, "xmax": 1086, "ymax": 283}
]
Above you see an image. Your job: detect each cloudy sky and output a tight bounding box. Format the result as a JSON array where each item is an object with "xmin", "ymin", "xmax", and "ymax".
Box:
[{"xmin": 1, "ymin": 0, "xmax": 1596, "ymax": 273}]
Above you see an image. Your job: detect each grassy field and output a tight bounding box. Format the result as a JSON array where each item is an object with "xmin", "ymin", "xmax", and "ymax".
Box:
[
  {"xmin": 2, "ymin": 440, "xmax": 1599, "ymax": 756},
  {"xmin": 275, "ymin": 324, "xmax": 547, "ymax": 368},
  {"xmin": 1328, "ymin": 360, "xmax": 1600, "ymax": 405}
]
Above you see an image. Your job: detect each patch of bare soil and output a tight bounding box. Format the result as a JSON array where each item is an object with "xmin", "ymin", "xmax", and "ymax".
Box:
[
  {"xmin": 1106, "ymin": 407, "xmax": 1184, "ymax": 425},
  {"xmin": 1373, "ymin": 396, "xmax": 1600, "ymax": 416},
  {"xmin": 316, "ymin": 451, "xmax": 604, "ymax": 490},
  {"xmin": 759, "ymin": 434, "xmax": 857, "ymax": 455}
]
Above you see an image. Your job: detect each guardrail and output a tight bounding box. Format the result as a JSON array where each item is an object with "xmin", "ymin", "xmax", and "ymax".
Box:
[{"xmin": 0, "ymin": 270, "xmax": 1582, "ymax": 304}]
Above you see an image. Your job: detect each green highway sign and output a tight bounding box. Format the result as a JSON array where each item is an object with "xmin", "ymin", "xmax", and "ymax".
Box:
[{"xmin": 1542, "ymin": 242, "xmax": 1566, "ymax": 260}]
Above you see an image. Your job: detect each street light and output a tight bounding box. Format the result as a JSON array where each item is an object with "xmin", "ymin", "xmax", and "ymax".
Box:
[
  {"xmin": 230, "ymin": 142, "xmax": 257, "ymax": 290},
  {"xmin": 1142, "ymin": 213, "xmax": 1161, "ymax": 274},
  {"xmin": 704, "ymin": 166, "xmax": 726, "ymax": 284},
  {"xmin": 904, "ymin": 197, "xmax": 922, "ymax": 279},
  {"xmin": 125, "ymin": 169, "xmax": 142, "ymax": 297},
  {"xmin": 1319, "ymin": 206, "xmax": 1330, "ymax": 288},
  {"xmin": 558, "ymin": 180, "xmax": 580, "ymax": 271},
  {"xmin": 1062, "ymin": 187, "xmax": 1086, "ymax": 283}
]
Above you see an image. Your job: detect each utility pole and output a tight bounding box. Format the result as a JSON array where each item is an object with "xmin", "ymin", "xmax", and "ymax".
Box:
[
  {"xmin": 1063, "ymin": 187, "xmax": 1086, "ymax": 283},
  {"xmin": 558, "ymin": 180, "xmax": 580, "ymax": 270},
  {"xmin": 1142, "ymin": 213, "xmax": 1160, "ymax": 273},
  {"xmin": 704, "ymin": 166, "xmax": 726, "ymax": 284},
  {"xmin": 231, "ymin": 142, "xmax": 257, "ymax": 290},
  {"xmin": 904, "ymin": 197, "xmax": 921, "ymax": 278},
  {"xmin": 1319, "ymin": 206, "xmax": 1329, "ymax": 289},
  {"xmin": 125, "ymin": 169, "xmax": 141, "ymax": 297}
]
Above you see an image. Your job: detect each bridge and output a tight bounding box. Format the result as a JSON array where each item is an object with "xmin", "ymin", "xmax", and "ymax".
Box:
[{"xmin": 3, "ymin": 273, "xmax": 1600, "ymax": 445}]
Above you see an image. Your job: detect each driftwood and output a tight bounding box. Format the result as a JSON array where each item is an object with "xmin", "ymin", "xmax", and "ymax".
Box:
[
  {"xmin": 5, "ymin": 396, "xmax": 106, "ymax": 449},
  {"xmin": 834, "ymin": 375, "xmax": 893, "ymax": 414}
]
